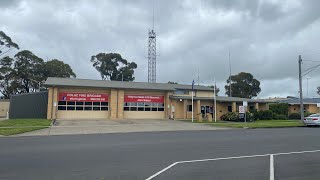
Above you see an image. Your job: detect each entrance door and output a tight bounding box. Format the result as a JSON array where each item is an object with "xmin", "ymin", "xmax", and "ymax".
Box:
[{"xmin": 201, "ymin": 106, "xmax": 211, "ymax": 119}]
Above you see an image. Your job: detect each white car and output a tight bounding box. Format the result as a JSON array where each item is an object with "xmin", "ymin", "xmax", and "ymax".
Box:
[{"xmin": 304, "ymin": 114, "xmax": 320, "ymax": 126}]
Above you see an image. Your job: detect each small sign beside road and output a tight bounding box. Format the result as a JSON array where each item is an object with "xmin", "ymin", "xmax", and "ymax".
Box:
[{"xmin": 239, "ymin": 106, "xmax": 245, "ymax": 113}]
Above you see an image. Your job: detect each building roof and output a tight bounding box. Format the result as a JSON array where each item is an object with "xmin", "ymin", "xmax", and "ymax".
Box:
[
  {"xmin": 277, "ymin": 97, "xmax": 320, "ymax": 104},
  {"xmin": 170, "ymin": 95, "xmax": 271, "ymax": 103},
  {"xmin": 44, "ymin": 77, "xmax": 214, "ymax": 91}
]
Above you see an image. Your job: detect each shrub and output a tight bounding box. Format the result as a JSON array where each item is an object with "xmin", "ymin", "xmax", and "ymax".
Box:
[
  {"xmin": 245, "ymin": 112, "xmax": 255, "ymax": 122},
  {"xmin": 255, "ymin": 110, "xmax": 273, "ymax": 120},
  {"xmin": 273, "ymin": 113, "xmax": 288, "ymax": 120},
  {"xmin": 277, "ymin": 114, "xmax": 288, "ymax": 120},
  {"xmin": 220, "ymin": 112, "xmax": 238, "ymax": 121},
  {"xmin": 269, "ymin": 103, "xmax": 289, "ymax": 116},
  {"xmin": 289, "ymin": 113, "xmax": 300, "ymax": 120},
  {"xmin": 289, "ymin": 112, "xmax": 313, "ymax": 120}
]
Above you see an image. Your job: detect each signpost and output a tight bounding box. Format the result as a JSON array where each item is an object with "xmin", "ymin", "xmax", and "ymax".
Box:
[
  {"xmin": 243, "ymin": 101, "xmax": 248, "ymax": 123},
  {"xmin": 239, "ymin": 106, "xmax": 245, "ymax": 120}
]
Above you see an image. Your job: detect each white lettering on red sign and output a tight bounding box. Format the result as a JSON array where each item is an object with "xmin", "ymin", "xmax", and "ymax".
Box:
[
  {"xmin": 59, "ymin": 92, "xmax": 108, "ymax": 102},
  {"xmin": 124, "ymin": 95, "xmax": 164, "ymax": 103}
]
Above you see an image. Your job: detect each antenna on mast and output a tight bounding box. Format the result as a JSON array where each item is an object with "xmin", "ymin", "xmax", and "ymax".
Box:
[{"xmin": 147, "ymin": 0, "xmax": 157, "ymax": 83}]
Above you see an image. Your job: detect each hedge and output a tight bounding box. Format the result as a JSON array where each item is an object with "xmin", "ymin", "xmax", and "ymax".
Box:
[{"xmin": 269, "ymin": 103, "xmax": 289, "ymax": 116}]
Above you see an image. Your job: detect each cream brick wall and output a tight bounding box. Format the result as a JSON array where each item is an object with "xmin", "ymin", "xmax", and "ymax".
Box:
[
  {"xmin": 0, "ymin": 101, "xmax": 9, "ymax": 117},
  {"xmin": 307, "ymin": 104, "xmax": 320, "ymax": 113},
  {"xmin": 196, "ymin": 91, "xmax": 214, "ymax": 97},
  {"xmin": 123, "ymin": 111, "xmax": 165, "ymax": 119}
]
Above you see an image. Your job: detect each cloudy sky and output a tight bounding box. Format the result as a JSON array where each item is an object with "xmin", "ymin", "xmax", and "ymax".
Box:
[{"xmin": 1, "ymin": 0, "xmax": 320, "ymax": 98}]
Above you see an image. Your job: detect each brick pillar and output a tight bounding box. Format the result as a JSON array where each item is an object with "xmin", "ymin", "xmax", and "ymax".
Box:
[
  {"xmin": 117, "ymin": 90, "xmax": 124, "ymax": 119},
  {"xmin": 232, "ymin": 102, "xmax": 237, "ymax": 112},
  {"xmin": 48, "ymin": 87, "xmax": 58, "ymax": 120},
  {"xmin": 183, "ymin": 100, "xmax": 187, "ymax": 119},
  {"xmin": 47, "ymin": 87, "xmax": 53, "ymax": 119},
  {"xmin": 255, "ymin": 103, "xmax": 259, "ymax": 111},
  {"xmin": 196, "ymin": 100, "xmax": 202, "ymax": 122},
  {"xmin": 165, "ymin": 92, "xmax": 171, "ymax": 119},
  {"xmin": 110, "ymin": 89, "xmax": 118, "ymax": 119}
]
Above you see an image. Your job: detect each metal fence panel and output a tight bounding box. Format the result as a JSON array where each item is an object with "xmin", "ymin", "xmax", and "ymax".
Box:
[{"xmin": 9, "ymin": 91, "xmax": 48, "ymax": 119}]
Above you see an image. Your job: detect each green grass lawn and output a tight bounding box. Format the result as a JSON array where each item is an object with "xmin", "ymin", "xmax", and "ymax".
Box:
[
  {"xmin": 181, "ymin": 120, "xmax": 305, "ymax": 128},
  {"xmin": 0, "ymin": 119, "xmax": 51, "ymax": 136}
]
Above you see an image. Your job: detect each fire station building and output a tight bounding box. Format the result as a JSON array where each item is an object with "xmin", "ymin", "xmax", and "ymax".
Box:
[{"xmin": 45, "ymin": 77, "xmax": 270, "ymax": 121}]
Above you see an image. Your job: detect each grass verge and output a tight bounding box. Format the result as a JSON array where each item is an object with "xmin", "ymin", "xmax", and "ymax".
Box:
[
  {"xmin": 181, "ymin": 120, "xmax": 305, "ymax": 128},
  {"xmin": 0, "ymin": 119, "xmax": 51, "ymax": 136}
]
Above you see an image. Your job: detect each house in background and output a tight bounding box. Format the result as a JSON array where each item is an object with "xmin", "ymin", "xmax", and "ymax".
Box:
[{"xmin": 276, "ymin": 97, "xmax": 320, "ymax": 114}]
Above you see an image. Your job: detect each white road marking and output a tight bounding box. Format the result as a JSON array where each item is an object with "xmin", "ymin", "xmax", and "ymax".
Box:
[
  {"xmin": 274, "ymin": 149, "xmax": 320, "ymax": 156},
  {"xmin": 145, "ymin": 149, "xmax": 320, "ymax": 180},
  {"xmin": 270, "ymin": 154, "xmax": 274, "ymax": 180},
  {"xmin": 145, "ymin": 162, "xmax": 179, "ymax": 180}
]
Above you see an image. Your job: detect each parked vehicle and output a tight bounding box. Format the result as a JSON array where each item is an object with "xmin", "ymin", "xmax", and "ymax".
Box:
[{"xmin": 304, "ymin": 114, "xmax": 320, "ymax": 126}]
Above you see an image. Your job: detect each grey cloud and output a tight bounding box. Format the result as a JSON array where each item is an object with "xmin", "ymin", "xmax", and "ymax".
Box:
[{"xmin": 1, "ymin": 0, "xmax": 320, "ymax": 98}]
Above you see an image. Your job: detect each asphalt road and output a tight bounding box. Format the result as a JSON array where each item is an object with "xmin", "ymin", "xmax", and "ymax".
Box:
[{"xmin": 0, "ymin": 127, "xmax": 320, "ymax": 180}]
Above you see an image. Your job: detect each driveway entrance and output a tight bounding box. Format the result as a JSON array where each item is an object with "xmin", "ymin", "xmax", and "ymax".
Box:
[{"xmin": 16, "ymin": 119, "xmax": 228, "ymax": 136}]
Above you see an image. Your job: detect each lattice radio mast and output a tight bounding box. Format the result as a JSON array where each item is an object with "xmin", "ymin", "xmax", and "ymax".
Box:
[{"xmin": 148, "ymin": 1, "xmax": 156, "ymax": 83}]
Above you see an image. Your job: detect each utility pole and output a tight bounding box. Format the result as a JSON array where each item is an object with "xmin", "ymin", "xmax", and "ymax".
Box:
[
  {"xmin": 214, "ymin": 80, "xmax": 217, "ymax": 122},
  {"xmin": 298, "ymin": 55, "xmax": 304, "ymax": 121},
  {"xmin": 229, "ymin": 52, "xmax": 232, "ymax": 97}
]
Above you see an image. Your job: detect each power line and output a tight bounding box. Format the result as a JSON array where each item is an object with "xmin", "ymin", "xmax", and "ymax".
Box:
[{"xmin": 302, "ymin": 63, "xmax": 320, "ymax": 77}]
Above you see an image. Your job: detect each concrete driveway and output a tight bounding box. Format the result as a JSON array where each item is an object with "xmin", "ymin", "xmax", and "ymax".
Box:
[{"xmin": 16, "ymin": 119, "xmax": 228, "ymax": 136}]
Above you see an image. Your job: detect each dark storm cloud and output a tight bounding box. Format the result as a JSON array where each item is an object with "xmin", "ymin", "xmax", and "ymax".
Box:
[{"xmin": 1, "ymin": 0, "xmax": 320, "ymax": 98}]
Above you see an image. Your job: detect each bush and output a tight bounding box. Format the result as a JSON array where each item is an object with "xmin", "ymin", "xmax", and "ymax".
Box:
[
  {"xmin": 245, "ymin": 112, "xmax": 255, "ymax": 122},
  {"xmin": 254, "ymin": 110, "xmax": 273, "ymax": 120},
  {"xmin": 289, "ymin": 113, "xmax": 301, "ymax": 120},
  {"xmin": 273, "ymin": 113, "xmax": 288, "ymax": 120},
  {"xmin": 220, "ymin": 112, "xmax": 238, "ymax": 121},
  {"xmin": 269, "ymin": 103, "xmax": 289, "ymax": 116},
  {"xmin": 289, "ymin": 112, "xmax": 313, "ymax": 120}
]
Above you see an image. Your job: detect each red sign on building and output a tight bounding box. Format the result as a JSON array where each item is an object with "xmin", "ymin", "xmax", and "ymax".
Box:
[
  {"xmin": 124, "ymin": 95, "xmax": 164, "ymax": 103},
  {"xmin": 59, "ymin": 92, "xmax": 108, "ymax": 102}
]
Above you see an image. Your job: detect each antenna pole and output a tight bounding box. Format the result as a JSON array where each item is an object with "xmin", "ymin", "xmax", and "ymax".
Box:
[
  {"xmin": 229, "ymin": 52, "xmax": 232, "ymax": 97},
  {"xmin": 147, "ymin": 0, "xmax": 157, "ymax": 83}
]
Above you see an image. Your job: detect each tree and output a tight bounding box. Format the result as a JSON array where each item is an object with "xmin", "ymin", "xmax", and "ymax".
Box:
[
  {"xmin": 42, "ymin": 59, "xmax": 76, "ymax": 78},
  {"xmin": 168, "ymin": 81, "xmax": 178, "ymax": 84},
  {"xmin": 0, "ymin": 50, "xmax": 76, "ymax": 98},
  {"xmin": 90, "ymin": 53, "xmax": 137, "ymax": 81},
  {"xmin": 209, "ymin": 85, "xmax": 220, "ymax": 96},
  {"xmin": 0, "ymin": 31, "xmax": 19, "ymax": 57},
  {"xmin": 0, "ymin": 56, "xmax": 20, "ymax": 98},
  {"xmin": 225, "ymin": 72, "xmax": 261, "ymax": 98},
  {"xmin": 317, "ymin": 87, "xmax": 320, "ymax": 96},
  {"xmin": 14, "ymin": 50, "xmax": 44, "ymax": 93}
]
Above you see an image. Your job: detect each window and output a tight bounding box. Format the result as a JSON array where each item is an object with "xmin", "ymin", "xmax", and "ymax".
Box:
[
  {"xmin": 187, "ymin": 105, "xmax": 192, "ymax": 112},
  {"xmin": 228, "ymin": 105, "xmax": 232, "ymax": 112},
  {"xmin": 124, "ymin": 102, "xmax": 164, "ymax": 112},
  {"xmin": 58, "ymin": 101, "xmax": 66, "ymax": 105},
  {"xmin": 58, "ymin": 106, "xmax": 66, "ymax": 110},
  {"xmin": 58, "ymin": 100, "xmax": 108, "ymax": 111},
  {"xmin": 93, "ymin": 102, "xmax": 100, "ymax": 106},
  {"xmin": 174, "ymin": 90, "xmax": 189, "ymax": 95}
]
